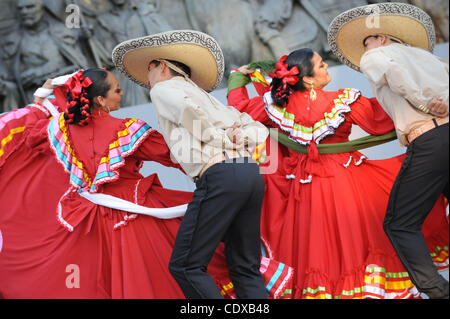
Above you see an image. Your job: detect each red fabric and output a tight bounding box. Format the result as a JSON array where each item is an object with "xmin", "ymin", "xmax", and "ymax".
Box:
[
  {"xmin": 0, "ymin": 105, "xmax": 51, "ymax": 169},
  {"xmin": 62, "ymin": 110, "xmax": 183, "ymax": 185},
  {"xmin": 0, "ymin": 111, "xmax": 233, "ymax": 298},
  {"xmin": 270, "ymin": 55, "xmax": 300, "ymax": 96},
  {"xmin": 0, "ymin": 108, "xmax": 292, "ymax": 299},
  {"xmin": 228, "ymin": 87, "xmax": 274, "ymax": 127},
  {"xmin": 228, "ymin": 84, "xmax": 449, "ymax": 299}
]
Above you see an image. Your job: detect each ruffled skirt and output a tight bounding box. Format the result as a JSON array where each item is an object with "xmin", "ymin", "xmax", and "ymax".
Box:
[
  {"xmin": 261, "ymin": 151, "xmax": 448, "ymax": 299},
  {"xmin": 0, "ymin": 140, "xmax": 292, "ymax": 298}
]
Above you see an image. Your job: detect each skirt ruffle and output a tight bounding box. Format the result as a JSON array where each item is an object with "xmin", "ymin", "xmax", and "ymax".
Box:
[
  {"xmin": 300, "ymin": 244, "xmax": 448, "ymax": 299},
  {"xmin": 261, "ymin": 153, "xmax": 449, "ymax": 299}
]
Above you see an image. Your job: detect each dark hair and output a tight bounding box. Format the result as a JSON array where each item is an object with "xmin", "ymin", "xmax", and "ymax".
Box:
[
  {"xmin": 363, "ymin": 34, "xmax": 402, "ymax": 47},
  {"xmin": 271, "ymin": 48, "xmax": 315, "ymax": 107},
  {"xmin": 151, "ymin": 59, "xmax": 192, "ymax": 78},
  {"xmin": 64, "ymin": 68, "xmax": 111, "ymax": 126}
]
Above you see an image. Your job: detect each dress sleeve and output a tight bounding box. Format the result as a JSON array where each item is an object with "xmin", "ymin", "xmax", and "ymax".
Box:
[
  {"xmin": 227, "ymin": 86, "xmax": 273, "ymax": 126},
  {"xmin": 132, "ymin": 129, "xmax": 184, "ymax": 172},
  {"xmin": 0, "ymin": 104, "xmax": 52, "ymax": 154},
  {"xmin": 348, "ymin": 95, "xmax": 395, "ymax": 135},
  {"xmin": 0, "ymin": 107, "xmax": 39, "ymax": 168},
  {"xmin": 25, "ymin": 117, "xmax": 54, "ymax": 155}
]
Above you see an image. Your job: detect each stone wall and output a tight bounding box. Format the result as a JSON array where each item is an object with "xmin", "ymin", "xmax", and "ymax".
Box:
[{"xmin": 0, "ymin": 0, "xmax": 448, "ymax": 111}]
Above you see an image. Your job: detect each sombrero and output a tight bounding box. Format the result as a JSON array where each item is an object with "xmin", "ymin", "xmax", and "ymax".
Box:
[
  {"xmin": 112, "ymin": 30, "xmax": 225, "ymax": 92},
  {"xmin": 328, "ymin": 2, "xmax": 436, "ymax": 72}
]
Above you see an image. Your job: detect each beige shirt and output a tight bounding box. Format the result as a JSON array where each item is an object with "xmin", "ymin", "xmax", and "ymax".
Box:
[
  {"xmin": 150, "ymin": 76, "xmax": 269, "ymax": 180},
  {"xmin": 360, "ymin": 43, "xmax": 449, "ymax": 146}
]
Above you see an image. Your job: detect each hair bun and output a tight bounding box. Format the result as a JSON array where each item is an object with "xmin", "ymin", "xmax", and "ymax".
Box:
[{"xmin": 63, "ymin": 68, "xmax": 110, "ymax": 126}]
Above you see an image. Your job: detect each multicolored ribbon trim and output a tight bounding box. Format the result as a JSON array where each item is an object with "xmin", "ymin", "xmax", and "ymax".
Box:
[
  {"xmin": 48, "ymin": 113, "xmax": 153, "ymax": 193},
  {"xmin": 263, "ymin": 88, "xmax": 361, "ymax": 146},
  {"xmin": 301, "ymin": 246, "xmax": 449, "ymax": 299},
  {"xmin": 0, "ymin": 103, "xmax": 55, "ymax": 164}
]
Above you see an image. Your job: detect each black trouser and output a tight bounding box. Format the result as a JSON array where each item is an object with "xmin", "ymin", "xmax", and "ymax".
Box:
[
  {"xmin": 169, "ymin": 156, "xmax": 267, "ymax": 299},
  {"xmin": 384, "ymin": 123, "xmax": 449, "ymax": 299}
]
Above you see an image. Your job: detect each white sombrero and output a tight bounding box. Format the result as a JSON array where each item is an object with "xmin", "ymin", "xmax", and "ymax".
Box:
[
  {"xmin": 112, "ymin": 30, "xmax": 225, "ymax": 92},
  {"xmin": 328, "ymin": 2, "xmax": 436, "ymax": 72}
]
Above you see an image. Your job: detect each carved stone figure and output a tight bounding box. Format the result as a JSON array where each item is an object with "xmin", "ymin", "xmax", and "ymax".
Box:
[
  {"xmin": 0, "ymin": 28, "xmax": 20, "ymax": 112},
  {"xmin": 252, "ymin": 0, "xmax": 327, "ymax": 61},
  {"xmin": 158, "ymin": 0, "xmax": 192, "ymax": 30},
  {"xmin": 0, "ymin": 0, "xmax": 19, "ymax": 112},
  {"xmin": 281, "ymin": 2, "xmax": 326, "ymax": 55},
  {"xmin": 409, "ymin": 0, "xmax": 449, "ymax": 42},
  {"xmin": 0, "ymin": 0, "xmax": 449, "ymax": 111},
  {"xmin": 12, "ymin": 0, "xmax": 88, "ymax": 105},
  {"xmin": 0, "ymin": 62, "xmax": 20, "ymax": 113},
  {"xmin": 298, "ymin": 0, "xmax": 368, "ymax": 62},
  {"xmin": 0, "ymin": 0, "xmax": 18, "ymax": 37},
  {"xmin": 252, "ymin": 0, "xmax": 293, "ymax": 58},
  {"xmin": 43, "ymin": 0, "xmax": 109, "ymax": 21},
  {"xmin": 185, "ymin": 0, "xmax": 269, "ymax": 85},
  {"xmin": 94, "ymin": 0, "xmax": 173, "ymax": 106}
]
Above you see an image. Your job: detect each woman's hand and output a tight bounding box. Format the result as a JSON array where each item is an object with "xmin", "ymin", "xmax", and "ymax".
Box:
[
  {"xmin": 33, "ymin": 78, "xmax": 57, "ymax": 104},
  {"xmin": 42, "ymin": 78, "xmax": 57, "ymax": 90},
  {"xmin": 237, "ymin": 65, "xmax": 255, "ymax": 75}
]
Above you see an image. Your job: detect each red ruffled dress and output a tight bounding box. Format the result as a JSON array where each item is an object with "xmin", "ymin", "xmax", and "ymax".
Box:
[
  {"xmin": 0, "ymin": 92, "xmax": 292, "ymax": 299},
  {"xmin": 228, "ymin": 72, "xmax": 449, "ymax": 299}
]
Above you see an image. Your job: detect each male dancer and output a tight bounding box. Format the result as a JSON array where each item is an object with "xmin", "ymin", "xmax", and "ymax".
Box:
[
  {"xmin": 113, "ymin": 30, "xmax": 269, "ymax": 298},
  {"xmin": 329, "ymin": 3, "xmax": 449, "ymax": 298}
]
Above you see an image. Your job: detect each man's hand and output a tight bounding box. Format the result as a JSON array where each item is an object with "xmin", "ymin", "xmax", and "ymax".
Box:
[
  {"xmin": 226, "ymin": 122, "xmax": 245, "ymax": 150},
  {"xmin": 428, "ymin": 96, "xmax": 449, "ymax": 117}
]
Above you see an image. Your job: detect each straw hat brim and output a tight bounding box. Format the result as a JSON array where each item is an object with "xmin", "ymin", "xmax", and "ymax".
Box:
[
  {"xmin": 328, "ymin": 3, "xmax": 435, "ymax": 72},
  {"xmin": 112, "ymin": 30, "xmax": 225, "ymax": 92}
]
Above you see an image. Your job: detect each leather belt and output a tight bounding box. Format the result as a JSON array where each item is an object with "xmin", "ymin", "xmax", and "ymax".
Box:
[{"xmin": 407, "ymin": 117, "xmax": 449, "ymax": 144}]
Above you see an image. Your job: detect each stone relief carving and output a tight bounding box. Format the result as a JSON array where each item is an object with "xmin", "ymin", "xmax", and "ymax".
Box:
[
  {"xmin": 0, "ymin": 0, "xmax": 448, "ymax": 112},
  {"xmin": 1, "ymin": 0, "xmax": 88, "ymax": 111},
  {"xmin": 94, "ymin": 0, "xmax": 173, "ymax": 106}
]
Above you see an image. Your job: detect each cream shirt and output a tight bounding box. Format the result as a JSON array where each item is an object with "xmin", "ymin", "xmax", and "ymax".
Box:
[
  {"xmin": 360, "ymin": 43, "xmax": 449, "ymax": 146},
  {"xmin": 150, "ymin": 76, "xmax": 269, "ymax": 180}
]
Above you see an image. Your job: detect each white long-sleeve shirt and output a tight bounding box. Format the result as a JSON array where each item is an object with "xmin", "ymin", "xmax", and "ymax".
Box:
[
  {"xmin": 150, "ymin": 76, "xmax": 269, "ymax": 180},
  {"xmin": 360, "ymin": 43, "xmax": 449, "ymax": 146}
]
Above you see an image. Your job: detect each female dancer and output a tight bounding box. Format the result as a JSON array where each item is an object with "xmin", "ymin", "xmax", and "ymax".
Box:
[
  {"xmin": 0, "ymin": 69, "xmax": 291, "ymax": 298},
  {"xmin": 227, "ymin": 49, "xmax": 449, "ymax": 299}
]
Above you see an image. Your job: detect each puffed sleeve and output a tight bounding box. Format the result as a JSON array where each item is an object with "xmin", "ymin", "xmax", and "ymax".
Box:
[
  {"xmin": 150, "ymin": 83, "xmax": 237, "ymax": 150},
  {"xmin": 348, "ymin": 94, "xmax": 395, "ymax": 135},
  {"xmin": 0, "ymin": 104, "xmax": 53, "ymax": 166},
  {"xmin": 25, "ymin": 117, "xmax": 54, "ymax": 155},
  {"xmin": 132, "ymin": 129, "xmax": 184, "ymax": 172},
  {"xmin": 360, "ymin": 48, "xmax": 433, "ymax": 112}
]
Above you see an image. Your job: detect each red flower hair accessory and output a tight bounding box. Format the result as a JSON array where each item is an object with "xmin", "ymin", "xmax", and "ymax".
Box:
[
  {"xmin": 64, "ymin": 70, "xmax": 93, "ymax": 100},
  {"xmin": 63, "ymin": 70, "xmax": 94, "ymax": 125},
  {"xmin": 269, "ymin": 55, "xmax": 300, "ymax": 91}
]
